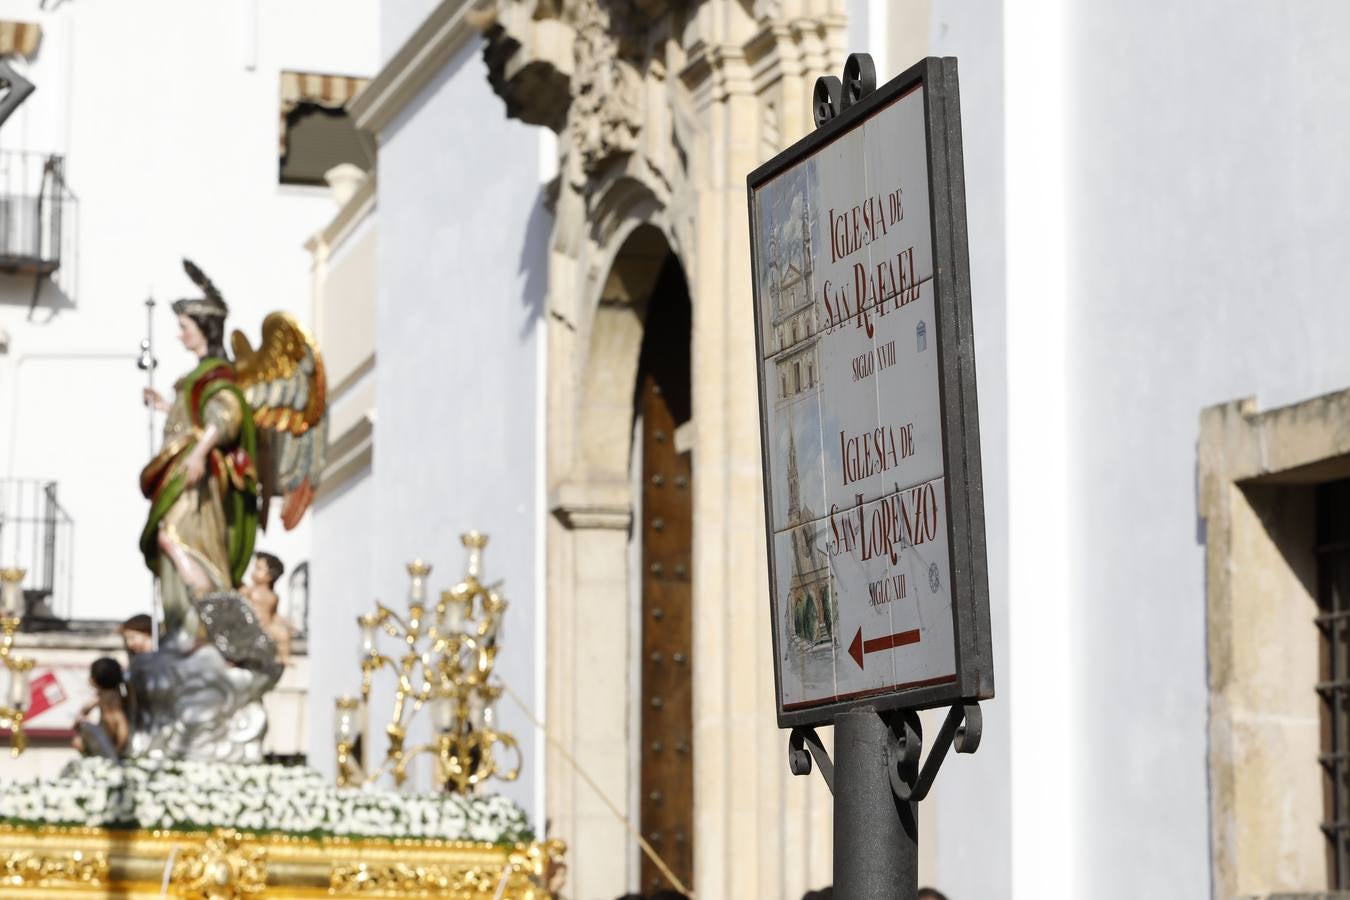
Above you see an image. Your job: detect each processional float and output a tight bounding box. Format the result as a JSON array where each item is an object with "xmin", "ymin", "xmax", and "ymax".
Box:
[{"xmin": 0, "ymin": 260, "xmax": 561, "ymax": 899}]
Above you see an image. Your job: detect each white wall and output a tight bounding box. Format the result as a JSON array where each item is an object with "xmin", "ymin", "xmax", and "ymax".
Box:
[
  {"xmin": 373, "ymin": 38, "xmax": 548, "ymax": 815},
  {"xmin": 925, "ymin": 5, "xmax": 1010, "ymax": 899},
  {"xmin": 380, "ymin": 0, "xmax": 442, "ymax": 62},
  {"xmin": 1059, "ymin": 3, "xmax": 1350, "ymax": 897},
  {"xmin": 307, "ymin": 466, "xmax": 376, "ymax": 780},
  {"xmin": 0, "ymin": 0, "xmax": 378, "ymax": 622}
]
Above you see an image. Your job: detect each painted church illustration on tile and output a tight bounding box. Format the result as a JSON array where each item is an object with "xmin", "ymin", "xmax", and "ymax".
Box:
[
  {"xmin": 766, "ymin": 164, "xmax": 821, "ymax": 402},
  {"xmin": 783, "ymin": 427, "xmax": 835, "ymax": 647},
  {"xmin": 763, "ymin": 162, "xmax": 836, "ymax": 650}
]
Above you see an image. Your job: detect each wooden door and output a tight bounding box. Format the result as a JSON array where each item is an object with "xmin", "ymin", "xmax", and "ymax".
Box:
[{"xmin": 639, "ymin": 373, "xmax": 694, "ymax": 895}]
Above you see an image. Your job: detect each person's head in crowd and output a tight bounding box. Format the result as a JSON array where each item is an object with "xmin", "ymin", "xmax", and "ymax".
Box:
[
  {"xmin": 917, "ymin": 889, "xmax": 949, "ymax": 900},
  {"xmin": 90, "ymin": 656, "xmax": 124, "ymax": 692},
  {"xmin": 117, "ymin": 614, "xmax": 153, "ymax": 656}
]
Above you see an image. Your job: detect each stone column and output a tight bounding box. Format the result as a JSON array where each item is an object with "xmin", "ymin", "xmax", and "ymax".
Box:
[
  {"xmin": 484, "ymin": 1, "xmax": 846, "ymax": 894},
  {"xmin": 550, "ymin": 485, "xmax": 635, "ymax": 898},
  {"xmin": 681, "ymin": 5, "xmax": 843, "ymax": 897}
]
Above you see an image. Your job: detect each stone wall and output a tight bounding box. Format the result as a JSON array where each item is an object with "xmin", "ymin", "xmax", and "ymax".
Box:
[
  {"xmin": 484, "ymin": 1, "xmax": 844, "ymax": 895},
  {"xmin": 1200, "ymin": 392, "xmax": 1350, "ymax": 898}
]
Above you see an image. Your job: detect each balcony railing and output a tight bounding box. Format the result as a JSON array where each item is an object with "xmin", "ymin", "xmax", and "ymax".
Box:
[
  {"xmin": 0, "ymin": 478, "xmax": 74, "ymax": 621},
  {"xmin": 0, "ymin": 152, "xmax": 77, "ymax": 289}
]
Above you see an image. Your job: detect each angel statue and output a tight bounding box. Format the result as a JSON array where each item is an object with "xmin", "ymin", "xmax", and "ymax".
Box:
[{"xmin": 127, "ymin": 259, "xmax": 326, "ymax": 762}]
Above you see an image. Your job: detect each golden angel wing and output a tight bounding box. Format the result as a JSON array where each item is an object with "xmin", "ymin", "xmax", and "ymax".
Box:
[{"xmin": 231, "ymin": 312, "xmax": 328, "ymax": 531}]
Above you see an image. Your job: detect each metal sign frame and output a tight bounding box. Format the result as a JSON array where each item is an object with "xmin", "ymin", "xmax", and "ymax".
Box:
[{"xmin": 747, "ymin": 56, "xmax": 993, "ymax": 729}]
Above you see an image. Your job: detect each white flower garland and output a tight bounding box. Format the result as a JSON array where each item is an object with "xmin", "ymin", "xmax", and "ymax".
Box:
[{"xmin": 0, "ymin": 759, "xmax": 532, "ymax": 844}]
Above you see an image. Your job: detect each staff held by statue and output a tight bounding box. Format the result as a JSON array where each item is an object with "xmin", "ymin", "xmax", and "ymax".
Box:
[{"xmin": 137, "ymin": 293, "xmax": 159, "ymax": 647}]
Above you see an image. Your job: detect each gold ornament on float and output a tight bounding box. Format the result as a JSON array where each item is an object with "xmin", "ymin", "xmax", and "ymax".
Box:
[
  {"xmin": 0, "ymin": 568, "xmax": 33, "ymax": 757},
  {"xmin": 0, "ymin": 824, "xmax": 564, "ymax": 898},
  {"xmin": 339, "ymin": 532, "xmax": 521, "ymax": 793}
]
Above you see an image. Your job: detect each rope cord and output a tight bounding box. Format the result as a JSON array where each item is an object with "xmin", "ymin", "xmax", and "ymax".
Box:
[{"xmin": 500, "ymin": 681, "xmax": 693, "ymax": 898}]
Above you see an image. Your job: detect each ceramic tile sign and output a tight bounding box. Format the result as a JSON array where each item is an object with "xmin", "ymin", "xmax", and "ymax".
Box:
[{"xmin": 748, "ymin": 58, "xmax": 994, "ymax": 728}]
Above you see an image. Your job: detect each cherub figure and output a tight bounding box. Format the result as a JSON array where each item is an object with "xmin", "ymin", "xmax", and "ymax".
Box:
[{"xmin": 242, "ymin": 551, "xmax": 294, "ymax": 663}]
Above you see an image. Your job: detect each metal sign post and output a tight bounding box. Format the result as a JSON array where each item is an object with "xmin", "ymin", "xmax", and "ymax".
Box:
[
  {"xmin": 747, "ymin": 54, "xmax": 993, "ymax": 899},
  {"xmin": 792, "ymin": 700, "xmax": 982, "ymax": 896},
  {"xmin": 835, "ymin": 707, "xmax": 916, "ymax": 894}
]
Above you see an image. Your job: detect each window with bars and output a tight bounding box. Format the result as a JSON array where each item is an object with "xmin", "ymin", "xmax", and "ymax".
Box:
[{"xmin": 1317, "ymin": 477, "xmax": 1350, "ymax": 886}]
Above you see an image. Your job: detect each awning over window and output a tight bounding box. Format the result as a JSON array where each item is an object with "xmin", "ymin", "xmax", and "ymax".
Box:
[
  {"xmin": 278, "ymin": 71, "xmax": 370, "ymax": 155},
  {"xmin": 0, "ymin": 21, "xmax": 41, "ymax": 58}
]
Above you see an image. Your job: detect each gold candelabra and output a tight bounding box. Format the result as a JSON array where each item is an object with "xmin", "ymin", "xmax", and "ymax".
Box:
[
  {"xmin": 0, "ymin": 568, "xmax": 33, "ymax": 757},
  {"xmin": 335, "ymin": 532, "xmax": 521, "ymax": 793}
]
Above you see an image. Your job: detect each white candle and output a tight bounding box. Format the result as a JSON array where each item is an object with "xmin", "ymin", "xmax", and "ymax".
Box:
[
  {"xmin": 467, "ymin": 691, "xmax": 485, "ymax": 730},
  {"xmin": 7, "ymin": 667, "xmax": 28, "ymax": 712},
  {"xmin": 0, "ymin": 569, "xmax": 24, "ymax": 618},
  {"xmin": 432, "ymin": 695, "xmax": 457, "ymax": 732},
  {"xmin": 359, "ymin": 616, "xmax": 378, "ymax": 658},
  {"xmin": 406, "ymin": 560, "xmax": 431, "ymax": 609},
  {"xmin": 333, "ymin": 697, "xmax": 359, "ymax": 744}
]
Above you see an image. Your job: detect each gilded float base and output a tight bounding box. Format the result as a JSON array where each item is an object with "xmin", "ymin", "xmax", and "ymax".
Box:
[{"xmin": 0, "ymin": 824, "xmax": 565, "ymax": 899}]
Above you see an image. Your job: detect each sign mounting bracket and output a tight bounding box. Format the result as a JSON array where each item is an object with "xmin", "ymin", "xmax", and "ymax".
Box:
[
  {"xmin": 885, "ymin": 700, "xmax": 982, "ymax": 804},
  {"xmin": 788, "ymin": 724, "xmax": 836, "ymax": 795}
]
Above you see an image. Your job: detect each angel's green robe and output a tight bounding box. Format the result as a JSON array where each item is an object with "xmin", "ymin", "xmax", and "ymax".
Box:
[{"xmin": 139, "ymin": 357, "xmax": 258, "ymax": 648}]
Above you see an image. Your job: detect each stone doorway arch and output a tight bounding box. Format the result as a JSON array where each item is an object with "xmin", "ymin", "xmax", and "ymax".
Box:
[
  {"xmin": 546, "ymin": 219, "xmax": 691, "ymax": 898},
  {"xmin": 485, "ymin": 2, "xmax": 846, "ymax": 894}
]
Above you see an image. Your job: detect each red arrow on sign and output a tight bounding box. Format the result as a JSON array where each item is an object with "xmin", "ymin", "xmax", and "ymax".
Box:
[{"xmin": 847, "ymin": 626, "xmax": 921, "ymax": 670}]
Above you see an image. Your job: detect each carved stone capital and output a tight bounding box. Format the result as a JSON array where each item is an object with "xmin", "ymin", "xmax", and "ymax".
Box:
[
  {"xmin": 568, "ymin": 2, "xmax": 643, "ymax": 176},
  {"xmin": 552, "ymin": 479, "xmax": 633, "ymax": 530},
  {"xmin": 485, "ymin": 0, "xmax": 682, "ymax": 179},
  {"xmin": 483, "ymin": 1, "xmax": 575, "ymax": 132}
]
